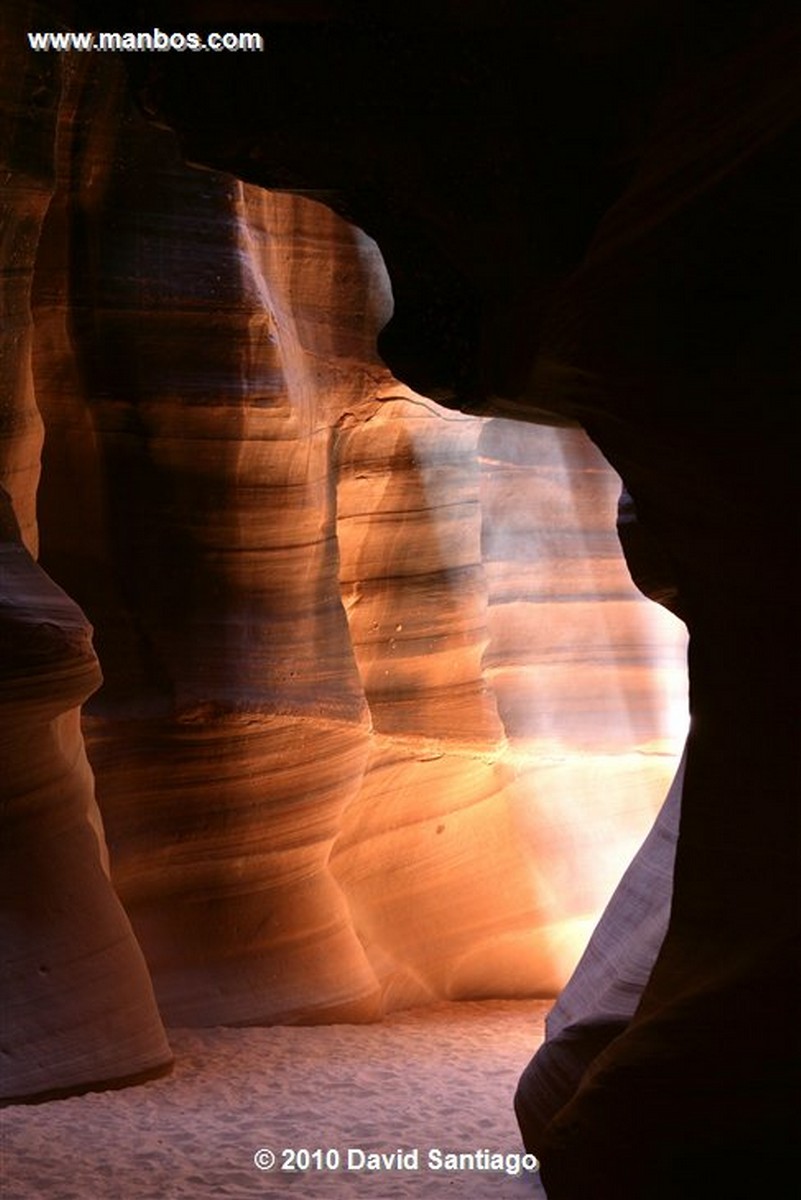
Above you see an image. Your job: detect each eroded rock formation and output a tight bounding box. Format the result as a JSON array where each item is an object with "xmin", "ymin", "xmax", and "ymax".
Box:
[
  {"xmin": 1, "ymin": 6, "xmax": 170, "ymax": 1099},
  {"xmin": 1, "ymin": 0, "xmax": 690, "ymax": 1108},
  {"xmin": 0, "ymin": 490, "xmax": 171, "ymax": 1102},
  {"xmin": 29, "ymin": 49, "xmax": 684, "ymax": 1029},
  {"xmin": 71, "ymin": 2, "xmax": 797, "ymax": 1196}
]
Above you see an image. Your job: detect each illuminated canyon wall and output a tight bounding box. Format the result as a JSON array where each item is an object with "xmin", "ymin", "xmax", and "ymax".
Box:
[{"xmin": 1, "ymin": 4, "xmax": 688, "ymax": 1103}]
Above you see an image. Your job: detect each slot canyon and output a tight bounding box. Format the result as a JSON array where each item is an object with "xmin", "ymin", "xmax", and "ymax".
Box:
[{"xmin": 2, "ymin": 3, "xmax": 798, "ymax": 1198}]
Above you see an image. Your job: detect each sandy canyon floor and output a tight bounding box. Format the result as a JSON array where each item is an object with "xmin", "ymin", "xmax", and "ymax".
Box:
[{"xmin": 2, "ymin": 1000, "xmax": 551, "ymax": 1199}]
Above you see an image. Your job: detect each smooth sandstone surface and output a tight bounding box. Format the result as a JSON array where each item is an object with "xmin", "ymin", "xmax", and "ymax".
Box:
[
  {"xmin": 1, "ymin": 6, "xmax": 170, "ymax": 1103},
  {"xmin": 0, "ymin": 495, "xmax": 171, "ymax": 1101},
  {"xmin": 4, "ymin": 1, "xmax": 689, "ymax": 1106}
]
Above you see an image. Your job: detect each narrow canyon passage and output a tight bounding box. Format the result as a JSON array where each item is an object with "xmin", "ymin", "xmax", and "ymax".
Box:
[
  {"xmin": 2, "ymin": 4, "xmax": 798, "ymax": 1198},
  {"xmin": 3, "ymin": 17, "xmax": 687, "ymax": 1068}
]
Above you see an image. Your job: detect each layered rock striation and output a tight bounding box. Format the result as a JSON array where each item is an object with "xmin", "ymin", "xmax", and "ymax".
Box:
[
  {"xmin": 4, "ymin": 0, "xmax": 691, "ymax": 1109},
  {"xmin": 0, "ymin": 489, "xmax": 171, "ymax": 1102},
  {"xmin": 88, "ymin": 2, "xmax": 799, "ymax": 1193},
  {"xmin": 1, "ymin": 4, "xmax": 170, "ymax": 1100}
]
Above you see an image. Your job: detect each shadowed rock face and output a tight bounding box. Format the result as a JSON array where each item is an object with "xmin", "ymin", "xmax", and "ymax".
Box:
[
  {"xmin": 0, "ymin": 4, "xmax": 171, "ymax": 1103},
  {"xmin": 0, "ymin": 490, "xmax": 172, "ymax": 1103},
  {"xmin": 80, "ymin": 0, "xmax": 798, "ymax": 1194}
]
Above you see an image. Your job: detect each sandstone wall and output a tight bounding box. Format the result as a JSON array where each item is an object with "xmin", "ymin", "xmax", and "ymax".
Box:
[
  {"xmin": 3, "ymin": 2, "xmax": 686, "ymax": 1101},
  {"xmin": 0, "ymin": 3, "xmax": 170, "ymax": 1103},
  {"xmin": 64, "ymin": 5, "xmax": 797, "ymax": 1192}
]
